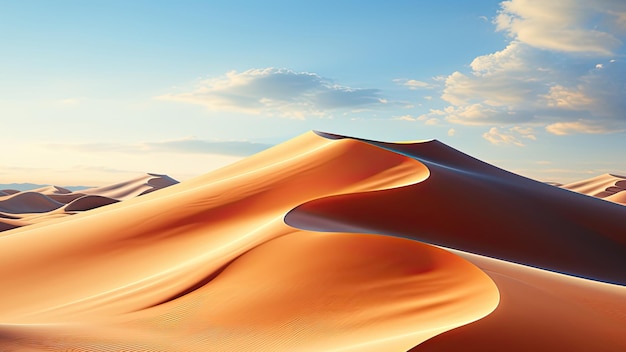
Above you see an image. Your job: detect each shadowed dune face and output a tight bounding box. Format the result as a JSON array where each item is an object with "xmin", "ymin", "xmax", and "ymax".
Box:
[
  {"xmin": 0, "ymin": 192, "xmax": 64, "ymax": 214},
  {"xmin": 63, "ymin": 195, "xmax": 120, "ymax": 212},
  {"xmin": 0, "ymin": 131, "xmax": 624, "ymax": 351},
  {"xmin": 286, "ymin": 133, "xmax": 626, "ymax": 285},
  {"xmin": 0, "ymin": 134, "xmax": 433, "ymax": 323}
]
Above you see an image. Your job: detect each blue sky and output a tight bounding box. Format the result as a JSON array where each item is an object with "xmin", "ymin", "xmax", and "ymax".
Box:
[{"xmin": 1, "ymin": 0, "xmax": 625, "ymax": 185}]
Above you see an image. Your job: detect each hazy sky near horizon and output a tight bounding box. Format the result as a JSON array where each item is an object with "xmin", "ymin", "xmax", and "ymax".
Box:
[{"xmin": 2, "ymin": 0, "xmax": 626, "ymax": 185}]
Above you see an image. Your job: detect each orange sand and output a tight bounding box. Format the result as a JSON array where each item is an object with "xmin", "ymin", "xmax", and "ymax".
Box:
[
  {"xmin": 0, "ymin": 131, "xmax": 624, "ymax": 351},
  {"xmin": 562, "ymin": 173, "xmax": 626, "ymax": 205}
]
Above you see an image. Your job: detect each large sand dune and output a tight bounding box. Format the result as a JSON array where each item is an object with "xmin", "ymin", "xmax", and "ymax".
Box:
[{"xmin": 0, "ymin": 131, "xmax": 624, "ymax": 351}]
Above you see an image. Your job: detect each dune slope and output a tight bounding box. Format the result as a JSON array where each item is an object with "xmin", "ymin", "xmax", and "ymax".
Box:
[
  {"xmin": 0, "ymin": 132, "xmax": 498, "ymax": 351},
  {"xmin": 286, "ymin": 132, "xmax": 626, "ymax": 285},
  {"xmin": 0, "ymin": 131, "xmax": 624, "ymax": 351},
  {"xmin": 411, "ymin": 248, "xmax": 626, "ymax": 352}
]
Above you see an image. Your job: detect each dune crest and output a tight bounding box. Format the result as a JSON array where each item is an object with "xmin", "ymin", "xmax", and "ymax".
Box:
[
  {"xmin": 287, "ymin": 132, "xmax": 626, "ymax": 285},
  {"xmin": 0, "ymin": 131, "xmax": 624, "ymax": 351},
  {"xmin": 80, "ymin": 173, "xmax": 179, "ymax": 200},
  {"xmin": 0, "ymin": 132, "xmax": 499, "ymax": 351}
]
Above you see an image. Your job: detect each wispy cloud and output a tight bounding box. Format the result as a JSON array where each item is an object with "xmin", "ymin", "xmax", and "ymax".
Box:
[
  {"xmin": 545, "ymin": 120, "xmax": 623, "ymax": 135},
  {"xmin": 483, "ymin": 126, "xmax": 536, "ymax": 146},
  {"xmin": 494, "ymin": 0, "xmax": 625, "ymax": 55},
  {"xmin": 393, "ymin": 115, "xmax": 417, "ymax": 121},
  {"xmin": 434, "ymin": 0, "xmax": 626, "ymax": 139},
  {"xmin": 157, "ymin": 68, "xmax": 386, "ymax": 119},
  {"xmin": 483, "ymin": 127, "xmax": 524, "ymax": 146},
  {"xmin": 47, "ymin": 137, "xmax": 272, "ymax": 157},
  {"xmin": 393, "ymin": 78, "xmax": 434, "ymax": 90}
]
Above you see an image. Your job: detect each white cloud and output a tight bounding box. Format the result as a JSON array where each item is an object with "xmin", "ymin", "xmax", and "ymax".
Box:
[
  {"xmin": 448, "ymin": 128, "xmax": 456, "ymax": 136},
  {"xmin": 158, "ymin": 68, "xmax": 384, "ymax": 119},
  {"xmin": 442, "ymin": 42, "xmax": 545, "ymax": 108},
  {"xmin": 469, "ymin": 41, "xmax": 528, "ymax": 75},
  {"xmin": 393, "ymin": 78, "xmax": 433, "ymax": 89},
  {"xmin": 495, "ymin": 0, "xmax": 625, "ymax": 55},
  {"xmin": 445, "ymin": 104, "xmax": 528, "ymax": 126},
  {"xmin": 545, "ymin": 120, "xmax": 622, "ymax": 135},
  {"xmin": 542, "ymin": 85, "xmax": 594, "ymax": 109},
  {"xmin": 511, "ymin": 126, "xmax": 537, "ymax": 140},
  {"xmin": 394, "ymin": 115, "xmax": 417, "ymax": 121},
  {"xmin": 483, "ymin": 127, "xmax": 525, "ymax": 146},
  {"xmin": 435, "ymin": 1, "xmax": 626, "ymax": 137},
  {"xmin": 424, "ymin": 118, "xmax": 439, "ymax": 126},
  {"xmin": 483, "ymin": 126, "xmax": 536, "ymax": 146}
]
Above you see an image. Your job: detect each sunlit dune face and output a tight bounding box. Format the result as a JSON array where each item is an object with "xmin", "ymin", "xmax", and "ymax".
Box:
[
  {"xmin": 0, "ymin": 131, "xmax": 625, "ymax": 351},
  {"xmin": 0, "ymin": 232, "xmax": 499, "ymax": 352},
  {"xmin": 190, "ymin": 233, "xmax": 498, "ymax": 330},
  {"xmin": 561, "ymin": 173, "xmax": 626, "ymax": 205}
]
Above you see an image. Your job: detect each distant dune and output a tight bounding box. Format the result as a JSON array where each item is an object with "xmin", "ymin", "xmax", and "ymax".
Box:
[
  {"xmin": 561, "ymin": 173, "xmax": 626, "ymax": 205},
  {"xmin": 0, "ymin": 173, "xmax": 178, "ymax": 231},
  {"xmin": 0, "ymin": 131, "xmax": 623, "ymax": 351}
]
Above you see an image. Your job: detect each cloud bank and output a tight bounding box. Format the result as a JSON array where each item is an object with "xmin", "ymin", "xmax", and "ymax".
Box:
[
  {"xmin": 158, "ymin": 68, "xmax": 386, "ymax": 119},
  {"xmin": 413, "ymin": 0, "xmax": 626, "ymax": 144}
]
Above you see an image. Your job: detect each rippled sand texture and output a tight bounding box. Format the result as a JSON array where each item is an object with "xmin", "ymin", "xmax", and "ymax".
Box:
[{"xmin": 0, "ymin": 131, "xmax": 624, "ymax": 351}]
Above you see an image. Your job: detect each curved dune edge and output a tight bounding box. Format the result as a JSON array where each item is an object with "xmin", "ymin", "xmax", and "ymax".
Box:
[
  {"xmin": 0, "ymin": 132, "xmax": 499, "ymax": 351},
  {"xmin": 1, "ymin": 131, "xmax": 624, "ymax": 351},
  {"xmin": 411, "ymin": 248, "xmax": 626, "ymax": 351},
  {"xmin": 287, "ymin": 132, "xmax": 626, "ymax": 285},
  {"xmin": 0, "ymin": 234, "xmax": 499, "ymax": 352}
]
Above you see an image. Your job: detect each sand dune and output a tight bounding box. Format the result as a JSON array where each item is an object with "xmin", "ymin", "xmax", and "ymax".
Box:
[
  {"xmin": 0, "ymin": 191, "xmax": 64, "ymax": 214},
  {"xmin": 80, "ymin": 173, "xmax": 179, "ymax": 200},
  {"xmin": 412, "ymin": 249, "xmax": 626, "ymax": 351},
  {"xmin": 30, "ymin": 185, "xmax": 73, "ymax": 195},
  {"xmin": 0, "ymin": 189, "xmax": 20, "ymax": 196},
  {"xmin": 562, "ymin": 173, "xmax": 626, "ymax": 205},
  {"xmin": 0, "ymin": 173, "xmax": 178, "ymax": 232},
  {"xmin": 287, "ymin": 132, "xmax": 626, "ymax": 285},
  {"xmin": 63, "ymin": 195, "xmax": 120, "ymax": 212},
  {"xmin": 0, "ymin": 131, "xmax": 624, "ymax": 351},
  {"xmin": 606, "ymin": 190, "xmax": 626, "ymax": 204}
]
